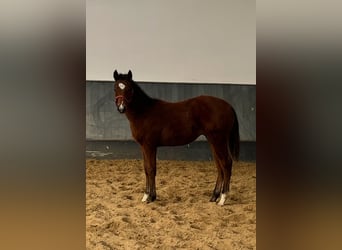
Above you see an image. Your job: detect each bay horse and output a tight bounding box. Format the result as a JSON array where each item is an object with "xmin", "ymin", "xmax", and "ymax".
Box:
[{"xmin": 113, "ymin": 70, "xmax": 239, "ymax": 206}]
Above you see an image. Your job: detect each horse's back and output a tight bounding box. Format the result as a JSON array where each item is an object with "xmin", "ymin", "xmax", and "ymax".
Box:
[{"xmin": 191, "ymin": 95, "xmax": 232, "ymax": 108}]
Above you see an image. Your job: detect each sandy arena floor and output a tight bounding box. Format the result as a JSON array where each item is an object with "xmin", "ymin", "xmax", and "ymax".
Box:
[{"xmin": 86, "ymin": 159, "xmax": 256, "ymax": 250}]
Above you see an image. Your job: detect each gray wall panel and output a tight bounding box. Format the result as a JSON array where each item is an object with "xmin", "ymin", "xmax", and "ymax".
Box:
[{"xmin": 86, "ymin": 81, "xmax": 256, "ymax": 141}]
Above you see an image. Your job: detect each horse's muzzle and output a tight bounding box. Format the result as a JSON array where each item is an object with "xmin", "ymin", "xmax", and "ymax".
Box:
[
  {"xmin": 115, "ymin": 95, "xmax": 126, "ymax": 113},
  {"xmin": 118, "ymin": 104, "xmax": 126, "ymax": 113}
]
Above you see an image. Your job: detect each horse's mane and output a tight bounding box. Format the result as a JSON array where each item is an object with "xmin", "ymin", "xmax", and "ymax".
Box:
[{"xmin": 130, "ymin": 80, "xmax": 158, "ymax": 110}]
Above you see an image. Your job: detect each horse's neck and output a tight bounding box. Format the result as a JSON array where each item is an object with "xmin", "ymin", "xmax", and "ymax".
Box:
[{"xmin": 126, "ymin": 84, "xmax": 156, "ymax": 121}]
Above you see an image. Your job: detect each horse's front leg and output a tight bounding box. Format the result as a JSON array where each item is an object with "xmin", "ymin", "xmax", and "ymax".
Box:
[{"xmin": 141, "ymin": 146, "xmax": 157, "ymax": 203}]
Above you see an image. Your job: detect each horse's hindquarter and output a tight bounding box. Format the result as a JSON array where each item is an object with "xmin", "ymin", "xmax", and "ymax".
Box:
[
  {"xmin": 154, "ymin": 96, "xmax": 234, "ymax": 146},
  {"xmin": 191, "ymin": 96, "xmax": 235, "ymax": 133}
]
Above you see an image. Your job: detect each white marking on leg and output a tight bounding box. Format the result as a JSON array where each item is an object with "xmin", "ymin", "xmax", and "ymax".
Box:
[
  {"xmin": 118, "ymin": 83, "xmax": 125, "ymax": 90},
  {"xmin": 142, "ymin": 193, "xmax": 149, "ymax": 202},
  {"xmin": 217, "ymin": 193, "xmax": 227, "ymax": 206}
]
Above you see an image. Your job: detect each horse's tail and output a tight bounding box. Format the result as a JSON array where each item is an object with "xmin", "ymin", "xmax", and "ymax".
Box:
[{"xmin": 229, "ymin": 109, "xmax": 240, "ymax": 161}]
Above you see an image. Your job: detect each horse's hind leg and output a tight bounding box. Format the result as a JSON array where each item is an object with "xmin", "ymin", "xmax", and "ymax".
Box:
[
  {"xmin": 209, "ymin": 143, "xmax": 224, "ymax": 202},
  {"xmin": 207, "ymin": 134, "xmax": 231, "ymax": 205},
  {"xmin": 217, "ymin": 154, "xmax": 232, "ymax": 206}
]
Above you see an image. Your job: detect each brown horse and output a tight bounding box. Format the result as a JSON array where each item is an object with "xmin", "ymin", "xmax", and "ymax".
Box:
[{"xmin": 113, "ymin": 70, "xmax": 239, "ymax": 205}]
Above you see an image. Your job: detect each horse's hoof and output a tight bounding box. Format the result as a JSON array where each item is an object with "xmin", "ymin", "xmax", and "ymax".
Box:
[
  {"xmin": 210, "ymin": 196, "xmax": 218, "ymax": 202},
  {"xmin": 142, "ymin": 193, "xmax": 156, "ymax": 203},
  {"xmin": 141, "ymin": 193, "xmax": 149, "ymax": 202},
  {"xmin": 217, "ymin": 193, "xmax": 227, "ymax": 206},
  {"xmin": 149, "ymin": 195, "xmax": 156, "ymax": 202},
  {"xmin": 210, "ymin": 193, "xmax": 220, "ymax": 202}
]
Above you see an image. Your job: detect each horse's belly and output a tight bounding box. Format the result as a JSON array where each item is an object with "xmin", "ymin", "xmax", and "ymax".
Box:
[{"xmin": 159, "ymin": 126, "xmax": 199, "ymax": 146}]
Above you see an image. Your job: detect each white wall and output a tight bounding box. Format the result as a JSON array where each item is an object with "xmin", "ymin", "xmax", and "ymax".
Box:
[{"xmin": 87, "ymin": 0, "xmax": 255, "ymax": 84}]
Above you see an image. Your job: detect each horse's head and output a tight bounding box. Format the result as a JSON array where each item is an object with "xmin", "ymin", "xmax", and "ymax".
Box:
[{"xmin": 113, "ymin": 70, "xmax": 134, "ymax": 113}]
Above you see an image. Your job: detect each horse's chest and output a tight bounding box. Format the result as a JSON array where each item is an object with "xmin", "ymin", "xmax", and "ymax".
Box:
[
  {"xmin": 129, "ymin": 122, "xmax": 148, "ymax": 144},
  {"xmin": 129, "ymin": 123, "xmax": 138, "ymax": 137},
  {"xmin": 130, "ymin": 118, "xmax": 163, "ymax": 144}
]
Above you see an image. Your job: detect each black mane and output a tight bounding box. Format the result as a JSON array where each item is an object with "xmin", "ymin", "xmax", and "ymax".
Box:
[{"xmin": 130, "ymin": 80, "xmax": 157, "ymax": 110}]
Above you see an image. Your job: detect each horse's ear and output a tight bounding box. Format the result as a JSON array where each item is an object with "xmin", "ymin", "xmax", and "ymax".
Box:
[
  {"xmin": 127, "ymin": 70, "xmax": 132, "ymax": 80},
  {"xmin": 113, "ymin": 70, "xmax": 119, "ymax": 80}
]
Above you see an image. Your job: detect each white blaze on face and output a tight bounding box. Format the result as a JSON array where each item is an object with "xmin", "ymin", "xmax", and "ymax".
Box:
[{"xmin": 118, "ymin": 83, "xmax": 125, "ymax": 90}]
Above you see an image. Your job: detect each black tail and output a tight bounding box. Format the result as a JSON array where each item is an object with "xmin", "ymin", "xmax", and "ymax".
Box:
[{"xmin": 229, "ymin": 109, "xmax": 240, "ymax": 161}]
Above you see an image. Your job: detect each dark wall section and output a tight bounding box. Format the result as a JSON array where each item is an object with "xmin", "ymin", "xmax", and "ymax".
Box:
[
  {"xmin": 86, "ymin": 141, "xmax": 256, "ymax": 162},
  {"xmin": 86, "ymin": 81, "xmax": 256, "ymax": 141},
  {"xmin": 86, "ymin": 81, "xmax": 255, "ymax": 161}
]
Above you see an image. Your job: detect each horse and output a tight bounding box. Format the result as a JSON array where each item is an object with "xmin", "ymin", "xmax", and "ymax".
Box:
[{"xmin": 113, "ymin": 70, "xmax": 239, "ymax": 205}]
